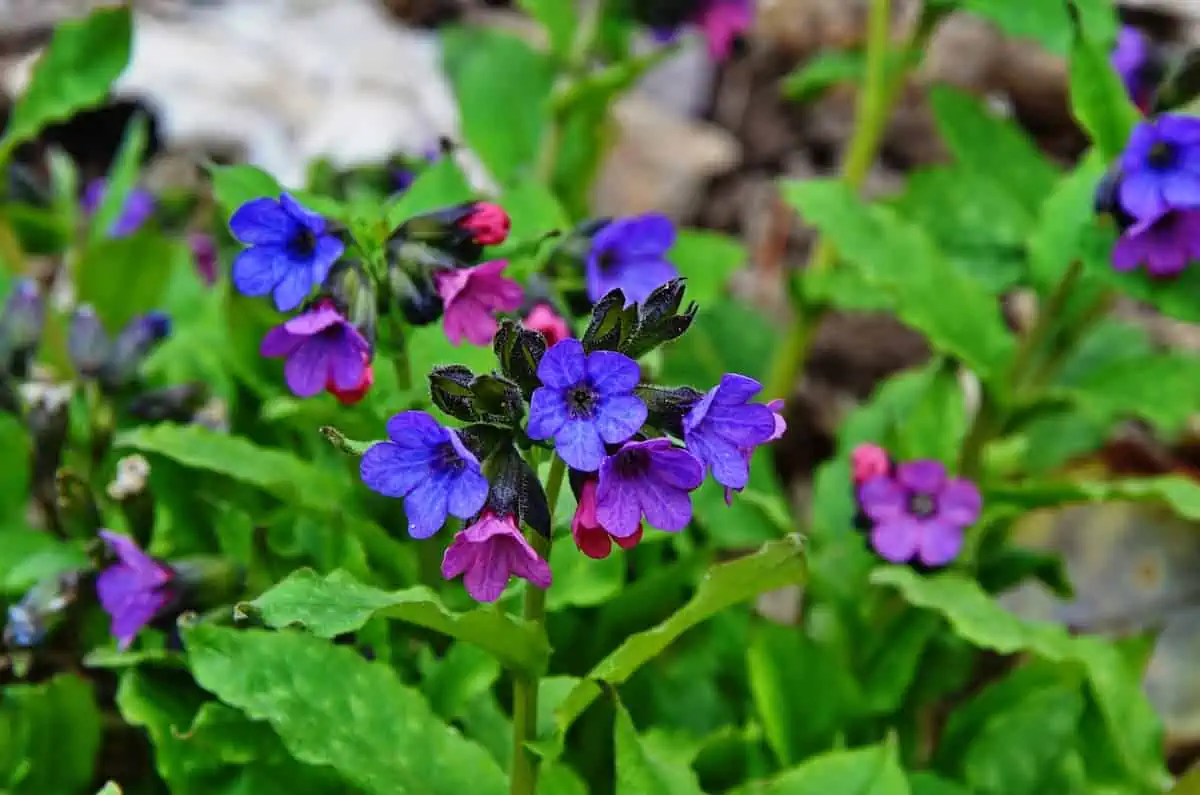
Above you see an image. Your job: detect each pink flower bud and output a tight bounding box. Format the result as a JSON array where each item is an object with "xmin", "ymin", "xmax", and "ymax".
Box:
[
  {"xmin": 523, "ymin": 303, "xmax": 571, "ymax": 346},
  {"xmin": 851, "ymin": 443, "xmax": 891, "ymax": 485},
  {"xmin": 460, "ymin": 202, "xmax": 511, "ymax": 246}
]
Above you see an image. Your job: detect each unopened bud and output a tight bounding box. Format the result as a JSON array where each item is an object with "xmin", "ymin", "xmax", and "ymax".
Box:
[
  {"xmin": 127, "ymin": 382, "xmax": 210, "ymax": 423},
  {"xmin": 101, "ymin": 311, "xmax": 171, "ymax": 390},
  {"xmin": 459, "ymin": 202, "xmax": 510, "ymax": 246},
  {"xmin": 3, "ymin": 571, "xmax": 81, "ymax": 649},
  {"xmin": 0, "ymin": 279, "xmax": 45, "ymax": 377},
  {"xmin": 327, "ymin": 261, "xmax": 377, "ymax": 349},
  {"xmin": 68, "ymin": 305, "xmax": 112, "ymax": 378},
  {"xmin": 189, "ymin": 232, "xmax": 218, "ymax": 286},
  {"xmin": 385, "ymin": 243, "xmax": 448, "ymax": 325}
]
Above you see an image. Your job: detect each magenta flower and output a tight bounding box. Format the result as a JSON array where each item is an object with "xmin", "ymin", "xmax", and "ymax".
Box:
[
  {"xmin": 858, "ymin": 459, "xmax": 981, "ymax": 568},
  {"xmin": 441, "ymin": 512, "xmax": 551, "ymax": 602},
  {"xmin": 527, "ymin": 339, "xmax": 648, "ymax": 472},
  {"xmin": 851, "ymin": 443, "xmax": 891, "ymax": 485},
  {"xmin": 260, "ymin": 300, "xmax": 371, "ymax": 398},
  {"xmin": 683, "ymin": 374, "xmax": 779, "ymax": 493},
  {"xmin": 459, "ymin": 202, "xmax": 511, "ymax": 246},
  {"xmin": 571, "ymin": 477, "xmax": 643, "ymax": 559},
  {"xmin": 524, "ymin": 303, "xmax": 572, "ymax": 347},
  {"xmin": 586, "ymin": 214, "xmax": 679, "ymax": 305},
  {"xmin": 695, "ymin": 0, "xmax": 752, "ymax": 60},
  {"xmin": 435, "ymin": 261, "xmax": 524, "ymax": 346},
  {"xmin": 1112, "ymin": 209, "xmax": 1200, "ymax": 277},
  {"xmin": 596, "ymin": 439, "xmax": 705, "ymax": 537},
  {"xmin": 189, "ymin": 232, "xmax": 218, "ymax": 286},
  {"xmin": 96, "ymin": 531, "xmax": 174, "ymax": 649},
  {"xmin": 360, "ymin": 411, "xmax": 489, "ymax": 538}
]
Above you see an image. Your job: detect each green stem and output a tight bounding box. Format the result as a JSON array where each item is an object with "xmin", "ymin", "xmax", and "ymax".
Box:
[
  {"xmin": 509, "ymin": 454, "xmax": 567, "ymax": 795},
  {"xmin": 536, "ymin": 0, "xmax": 604, "ymax": 184},
  {"xmin": 392, "ymin": 345, "xmax": 412, "ymax": 393}
]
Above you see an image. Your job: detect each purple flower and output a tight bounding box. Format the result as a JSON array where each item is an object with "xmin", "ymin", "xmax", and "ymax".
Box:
[
  {"xmin": 435, "ymin": 260, "xmax": 524, "ymax": 346},
  {"xmin": 229, "ymin": 193, "xmax": 344, "ymax": 312},
  {"xmin": 858, "ymin": 459, "xmax": 981, "ymax": 568},
  {"xmin": 1118, "ymin": 116, "xmax": 1200, "ymax": 221},
  {"xmin": 260, "ymin": 299, "xmax": 370, "ymax": 398},
  {"xmin": 1112, "ymin": 209, "xmax": 1200, "ymax": 277},
  {"xmin": 81, "ymin": 179, "xmax": 155, "ymax": 238},
  {"xmin": 360, "ymin": 411, "xmax": 489, "ymax": 538},
  {"xmin": 683, "ymin": 374, "xmax": 779, "ymax": 491},
  {"xmin": 96, "ymin": 531, "xmax": 174, "ymax": 649},
  {"xmin": 441, "ymin": 512, "xmax": 552, "ymax": 602},
  {"xmin": 650, "ymin": 0, "xmax": 752, "ymax": 62},
  {"xmin": 723, "ymin": 398, "xmax": 786, "ymax": 505},
  {"xmin": 586, "ymin": 214, "xmax": 679, "ymax": 306},
  {"xmin": 1112, "ymin": 26, "xmax": 1156, "ymax": 112},
  {"xmin": 596, "ymin": 439, "xmax": 704, "ymax": 536},
  {"xmin": 527, "ymin": 339, "xmax": 648, "ymax": 472},
  {"xmin": 189, "ymin": 232, "xmax": 219, "ymax": 286}
]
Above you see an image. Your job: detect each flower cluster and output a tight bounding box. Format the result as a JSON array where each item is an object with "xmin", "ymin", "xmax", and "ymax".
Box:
[
  {"xmin": 356, "ymin": 279, "xmax": 784, "ymax": 602},
  {"xmin": 850, "ymin": 444, "xmax": 981, "ymax": 568}
]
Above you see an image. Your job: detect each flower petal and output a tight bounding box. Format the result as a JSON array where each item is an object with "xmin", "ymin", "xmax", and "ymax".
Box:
[
  {"xmin": 441, "ymin": 533, "xmax": 475, "ymax": 579},
  {"xmin": 527, "ymin": 387, "xmax": 569, "ymax": 440},
  {"xmin": 404, "ymin": 474, "xmax": 452, "ymax": 539},
  {"xmin": 328, "ymin": 343, "xmax": 367, "ymax": 391},
  {"xmin": 859, "ymin": 477, "xmax": 905, "ymax": 522},
  {"xmin": 587, "ymin": 350, "xmax": 641, "ymax": 395},
  {"xmin": 871, "ymin": 517, "xmax": 920, "ymax": 563},
  {"xmin": 448, "ymin": 468, "xmax": 489, "ymax": 520},
  {"xmin": 283, "ymin": 338, "xmax": 330, "ymax": 397},
  {"xmin": 612, "ymin": 257, "xmax": 679, "ymax": 305},
  {"xmin": 385, "ymin": 411, "xmax": 446, "ymax": 449},
  {"xmin": 506, "ymin": 537, "xmax": 552, "ymax": 590},
  {"xmin": 1119, "ymin": 171, "xmax": 1166, "ymax": 220},
  {"xmin": 260, "ymin": 325, "xmax": 303, "ymax": 358},
  {"xmin": 537, "ymin": 339, "xmax": 587, "ymax": 389},
  {"xmin": 705, "ymin": 403, "xmax": 777, "ymax": 447},
  {"xmin": 280, "ymin": 193, "xmax": 326, "ymax": 232},
  {"xmin": 230, "ymin": 197, "xmax": 293, "ymax": 245},
  {"xmin": 652, "ymin": 447, "xmax": 705, "ymax": 490},
  {"xmin": 595, "ymin": 470, "xmax": 644, "ymax": 538},
  {"xmin": 917, "ymin": 520, "xmax": 964, "ymax": 567},
  {"xmin": 554, "ymin": 418, "xmax": 606, "ymax": 472},
  {"xmin": 686, "ymin": 430, "xmax": 748, "ymax": 489},
  {"xmin": 272, "ymin": 265, "xmax": 314, "ymax": 312},
  {"xmin": 463, "ymin": 546, "xmax": 512, "ymax": 603},
  {"xmin": 896, "ymin": 460, "xmax": 946, "ymax": 494},
  {"xmin": 639, "ymin": 478, "xmax": 693, "ymax": 531},
  {"xmin": 936, "ymin": 478, "xmax": 982, "ymax": 526},
  {"xmin": 712, "ymin": 373, "xmax": 763, "ymax": 405},
  {"xmin": 360, "ymin": 441, "xmax": 431, "ymax": 498},
  {"xmin": 594, "ymin": 394, "xmax": 648, "ymax": 444},
  {"xmin": 231, "ymin": 246, "xmax": 285, "ymax": 296}
]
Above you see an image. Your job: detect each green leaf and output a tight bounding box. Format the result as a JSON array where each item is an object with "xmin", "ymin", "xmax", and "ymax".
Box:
[
  {"xmin": 114, "ymin": 423, "xmax": 350, "ymax": 513},
  {"xmin": 891, "ymin": 359, "xmax": 966, "ymax": 466},
  {"xmin": 0, "ymin": 674, "xmax": 101, "ymax": 795},
  {"xmin": 668, "ymin": 230, "xmax": 746, "ymax": 308},
  {"xmin": 782, "ymin": 50, "xmax": 864, "ymax": 102},
  {"xmin": 988, "ymin": 475, "xmax": 1200, "ymax": 522},
  {"xmin": 517, "ymin": 0, "xmax": 577, "ymax": 59},
  {"xmin": 209, "ymin": 164, "xmax": 281, "ymax": 218},
  {"xmin": 539, "ymin": 762, "xmax": 590, "ymax": 795},
  {"xmin": 959, "ymin": 0, "xmax": 1072, "ymax": 54},
  {"xmin": 249, "ymin": 568, "xmax": 550, "ymax": 676},
  {"xmin": 1069, "ymin": 35, "xmax": 1139, "ymax": 161},
  {"xmin": 87, "ymin": 113, "xmax": 148, "ymax": 245},
  {"xmin": 0, "ymin": 412, "xmax": 31, "ymax": 518},
  {"xmin": 781, "ymin": 179, "xmax": 1015, "ymax": 381},
  {"xmin": 422, "ymin": 643, "xmax": 502, "ymax": 722},
  {"xmin": 384, "ymin": 157, "xmax": 475, "ymax": 230},
  {"xmin": 615, "ymin": 700, "xmax": 706, "ymax": 795},
  {"xmin": 75, "ymin": 233, "xmax": 181, "ymax": 330},
  {"xmin": 442, "ymin": 27, "xmax": 556, "ymax": 185},
  {"xmin": 908, "ymin": 773, "xmax": 970, "ymax": 795},
  {"xmin": 731, "ymin": 740, "xmax": 910, "ymax": 795},
  {"xmin": 1026, "ymin": 150, "xmax": 1108, "ymax": 292},
  {"xmin": 928, "ymin": 87, "xmax": 1059, "ymax": 212},
  {"xmin": 552, "ymin": 537, "xmax": 807, "ymax": 735},
  {"xmin": 183, "ymin": 623, "xmax": 508, "ymax": 795},
  {"xmin": 0, "ymin": 7, "xmax": 133, "ymax": 158},
  {"xmin": 0, "ymin": 526, "xmax": 87, "ymax": 593},
  {"xmin": 1058, "ymin": 351, "xmax": 1200, "ymax": 435},
  {"xmin": 1071, "ymin": 0, "xmax": 1120, "ymax": 48},
  {"xmin": 546, "ymin": 541, "xmax": 625, "ymax": 611}
]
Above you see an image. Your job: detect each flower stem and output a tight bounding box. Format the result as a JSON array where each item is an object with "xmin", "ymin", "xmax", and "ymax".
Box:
[
  {"xmin": 509, "ymin": 454, "xmax": 566, "ymax": 795},
  {"xmin": 535, "ymin": 0, "xmax": 605, "ymax": 185}
]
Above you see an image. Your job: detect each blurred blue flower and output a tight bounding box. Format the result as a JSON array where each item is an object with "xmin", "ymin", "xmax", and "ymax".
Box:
[
  {"xmin": 96, "ymin": 530, "xmax": 175, "ymax": 649},
  {"xmin": 360, "ymin": 411, "xmax": 489, "ymax": 538},
  {"xmin": 586, "ymin": 214, "xmax": 679, "ymax": 306},
  {"xmin": 81, "ymin": 179, "xmax": 155, "ymax": 238},
  {"xmin": 1118, "ymin": 115, "xmax": 1200, "ymax": 221},
  {"xmin": 595, "ymin": 439, "xmax": 704, "ymax": 537},
  {"xmin": 527, "ymin": 339, "xmax": 647, "ymax": 472},
  {"xmin": 229, "ymin": 193, "xmax": 344, "ymax": 311}
]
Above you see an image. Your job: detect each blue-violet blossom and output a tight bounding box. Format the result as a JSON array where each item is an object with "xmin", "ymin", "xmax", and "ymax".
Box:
[
  {"xmin": 586, "ymin": 214, "xmax": 679, "ymax": 305},
  {"xmin": 360, "ymin": 411, "xmax": 489, "ymax": 538},
  {"xmin": 96, "ymin": 530, "xmax": 174, "ymax": 649},
  {"xmin": 595, "ymin": 439, "xmax": 705, "ymax": 537},
  {"xmin": 527, "ymin": 339, "xmax": 648, "ymax": 472},
  {"xmin": 260, "ymin": 299, "xmax": 371, "ymax": 399},
  {"xmin": 683, "ymin": 374, "xmax": 779, "ymax": 492},
  {"xmin": 81, "ymin": 179, "xmax": 155, "ymax": 238},
  {"xmin": 1118, "ymin": 115, "xmax": 1200, "ymax": 221},
  {"xmin": 230, "ymin": 193, "xmax": 344, "ymax": 311},
  {"xmin": 1113, "ymin": 209, "xmax": 1200, "ymax": 277}
]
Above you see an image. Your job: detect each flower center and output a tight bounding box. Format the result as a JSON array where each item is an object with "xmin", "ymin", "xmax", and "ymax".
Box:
[
  {"xmin": 289, "ymin": 227, "xmax": 318, "ymax": 259},
  {"xmin": 432, "ymin": 441, "xmax": 465, "ymax": 475},
  {"xmin": 1148, "ymin": 140, "xmax": 1177, "ymax": 170},
  {"xmin": 566, "ymin": 385, "xmax": 598, "ymax": 419},
  {"xmin": 614, "ymin": 448, "xmax": 651, "ymax": 478},
  {"xmin": 908, "ymin": 492, "xmax": 937, "ymax": 519},
  {"xmin": 596, "ymin": 249, "xmax": 619, "ymax": 274}
]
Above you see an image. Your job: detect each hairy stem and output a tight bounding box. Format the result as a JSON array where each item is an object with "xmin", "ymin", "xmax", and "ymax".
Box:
[{"xmin": 509, "ymin": 454, "xmax": 567, "ymax": 795}]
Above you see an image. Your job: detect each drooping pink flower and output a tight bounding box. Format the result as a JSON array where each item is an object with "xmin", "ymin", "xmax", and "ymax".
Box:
[
  {"xmin": 851, "ymin": 443, "xmax": 891, "ymax": 485},
  {"xmin": 435, "ymin": 260, "xmax": 524, "ymax": 346},
  {"xmin": 441, "ymin": 512, "xmax": 552, "ymax": 602},
  {"xmin": 696, "ymin": 0, "xmax": 753, "ymax": 62},
  {"xmin": 571, "ymin": 478, "xmax": 643, "ymax": 559},
  {"xmin": 524, "ymin": 303, "xmax": 571, "ymax": 346},
  {"xmin": 460, "ymin": 202, "xmax": 511, "ymax": 246}
]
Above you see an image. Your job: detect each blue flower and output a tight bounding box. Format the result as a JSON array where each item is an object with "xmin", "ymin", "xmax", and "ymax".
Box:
[
  {"xmin": 683, "ymin": 374, "xmax": 780, "ymax": 491},
  {"xmin": 360, "ymin": 411, "xmax": 489, "ymax": 538},
  {"xmin": 229, "ymin": 193, "xmax": 344, "ymax": 311},
  {"xmin": 586, "ymin": 214, "xmax": 679, "ymax": 306},
  {"xmin": 1118, "ymin": 115, "xmax": 1200, "ymax": 221},
  {"xmin": 96, "ymin": 531, "xmax": 175, "ymax": 650},
  {"xmin": 527, "ymin": 339, "xmax": 647, "ymax": 472}
]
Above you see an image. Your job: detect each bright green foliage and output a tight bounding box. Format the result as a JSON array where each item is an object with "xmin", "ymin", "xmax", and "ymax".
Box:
[
  {"xmin": 0, "ymin": 675, "xmax": 101, "ymax": 795},
  {"xmin": 614, "ymin": 700, "xmax": 706, "ymax": 795}
]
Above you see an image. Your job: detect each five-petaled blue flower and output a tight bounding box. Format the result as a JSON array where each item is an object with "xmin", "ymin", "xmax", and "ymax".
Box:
[
  {"xmin": 586, "ymin": 214, "xmax": 679, "ymax": 306},
  {"xmin": 683, "ymin": 374, "xmax": 780, "ymax": 491},
  {"xmin": 230, "ymin": 193, "xmax": 344, "ymax": 311},
  {"xmin": 360, "ymin": 411, "xmax": 489, "ymax": 538},
  {"xmin": 527, "ymin": 339, "xmax": 648, "ymax": 472},
  {"xmin": 1119, "ymin": 115, "xmax": 1200, "ymax": 221}
]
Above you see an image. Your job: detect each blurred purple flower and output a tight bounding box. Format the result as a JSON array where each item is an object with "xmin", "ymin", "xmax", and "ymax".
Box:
[
  {"xmin": 189, "ymin": 232, "xmax": 219, "ymax": 286},
  {"xmin": 81, "ymin": 179, "xmax": 155, "ymax": 238},
  {"xmin": 441, "ymin": 512, "xmax": 551, "ymax": 602},
  {"xmin": 1118, "ymin": 115, "xmax": 1200, "ymax": 221},
  {"xmin": 1112, "ymin": 209, "xmax": 1200, "ymax": 277},
  {"xmin": 586, "ymin": 214, "xmax": 679, "ymax": 305},
  {"xmin": 435, "ymin": 260, "xmax": 524, "ymax": 346},
  {"xmin": 858, "ymin": 459, "xmax": 981, "ymax": 568},
  {"xmin": 595, "ymin": 438, "xmax": 705, "ymax": 537},
  {"xmin": 1112, "ymin": 26, "xmax": 1155, "ymax": 112},
  {"xmin": 96, "ymin": 530, "xmax": 174, "ymax": 649},
  {"xmin": 683, "ymin": 374, "xmax": 779, "ymax": 492},
  {"xmin": 527, "ymin": 339, "xmax": 647, "ymax": 472},
  {"xmin": 260, "ymin": 300, "xmax": 370, "ymax": 398},
  {"xmin": 229, "ymin": 193, "xmax": 344, "ymax": 311},
  {"xmin": 652, "ymin": 0, "xmax": 752, "ymax": 62},
  {"xmin": 360, "ymin": 410, "xmax": 489, "ymax": 538}
]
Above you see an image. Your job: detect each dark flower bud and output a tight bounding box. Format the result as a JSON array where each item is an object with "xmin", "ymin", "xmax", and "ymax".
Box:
[
  {"xmin": 470, "ymin": 373, "xmax": 525, "ymax": 426},
  {"xmin": 457, "ymin": 423, "xmax": 511, "ymax": 462},
  {"xmin": 386, "ymin": 241, "xmax": 451, "ymax": 325},
  {"xmin": 68, "ymin": 304, "xmax": 112, "ymax": 379},
  {"xmin": 429, "ymin": 364, "xmax": 480, "ymax": 422},
  {"xmin": 1094, "ymin": 169, "xmax": 1135, "ymax": 233},
  {"xmin": 482, "ymin": 442, "xmax": 551, "ymax": 537},
  {"xmin": 393, "ymin": 202, "xmax": 509, "ymax": 263},
  {"xmin": 493, "ymin": 319, "xmax": 546, "ymax": 398},
  {"xmin": 168, "ymin": 555, "xmax": 246, "ymax": 611},
  {"xmin": 0, "ymin": 279, "xmax": 44, "ymax": 377},
  {"xmin": 126, "ymin": 382, "xmax": 210, "ymax": 423},
  {"xmin": 55, "ymin": 469, "xmax": 103, "ymax": 540},
  {"xmin": 635, "ymin": 384, "xmax": 702, "ymax": 438},
  {"xmin": 100, "ymin": 311, "xmax": 171, "ymax": 391},
  {"xmin": 459, "ymin": 202, "xmax": 511, "ymax": 246},
  {"xmin": 327, "ymin": 261, "xmax": 378, "ymax": 349},
  {"xmin": 581, "ymin": 289, "xmax": 638, "ymax": 353},
  {"xmin": 621, "ymin": 278, "xmax": 697, "ymax": 359},
  {"xmin": 3, "ymin": 571, "xmax": 82, "ymax": 649},
  {"xmin": 24, "ymin": 381, "xmax": 72, "ymax": 516}
]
